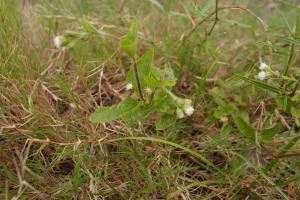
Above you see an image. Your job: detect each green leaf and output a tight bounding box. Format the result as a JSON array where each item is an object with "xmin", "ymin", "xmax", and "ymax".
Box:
[
  {"xmin": 233, "ymin": 115, "xmax": 255, "ymax": 142},
  {"xmin": 275, "ymin": 96, "xmax": 291, "ymax": 113},
  {"xmin": 276, "ymin": 36, "xmax": 300, "ymax": 47},
  {"xmin": 153, "ymin": 90, "xmax": 176, "ymax": 113},
  {"xmin": 261, "ymin": 123, "xmax": 282, "ymax": 142},
  {"xmin": 234, "ymin": 74, "xmax": 282, "ymax": 94},
  {"xmin": 81, "ymin": 17, "xmax": 99, "ymax": 34},
  {"xmin": 120, "ymin": 20, "xmax": 138, "ymax": 57},
  {"xmin": 72, "ymin": 155, "xmax": 85, "ymax": 190},
  {"xmin": 291, "ymin": 105, "xmax": 300, "ymax": 118},
  {"xmin": 155, "ymin": 113, "xmax": 176, "ymax": 130},
  {"xmin": 122, "ymin": 104, "xmax": 153, "ymax": 122},
  {"xmin": 89, "ymin": 97, "xmax": 138, "ymax": 123},
  {"xmin": 214, "ymin": 103, "xmax": 237, "ymax": 119},
  {"xmin": 277, "ymin": 9, "xmax": 293, "ymax": 35},
  {"xmin": 150, "ymin": 66, "xmax": 177, "ymax": 87},
  {"xmin": 220, "ymin": 122, "xmax": 232, "ymax": 137},
  {"xmin": 126, "ymin": 51, "xmax": 154, "ymax": 91}
]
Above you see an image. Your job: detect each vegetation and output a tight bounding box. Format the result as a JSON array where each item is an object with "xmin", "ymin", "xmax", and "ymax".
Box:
[{"xmin": 0, "ymin": 0, "xmax": 300, "ymax": 199}]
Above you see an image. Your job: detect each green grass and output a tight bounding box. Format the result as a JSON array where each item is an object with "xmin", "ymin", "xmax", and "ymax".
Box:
[{"xmin": 1, "ymin": 0, "xmax": 300, "ymax": 199}]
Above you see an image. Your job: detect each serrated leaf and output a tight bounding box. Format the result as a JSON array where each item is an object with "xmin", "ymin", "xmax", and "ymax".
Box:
[
  {"xmin": 261, "ymin": 123, "xmax": 282, "ymax": 142},
  {"xmin": 120, "ymin": 20, "xmax": 138, "ymax": 57},
  {"xmin": 89, "ymin": 97, "xmax": 138, "ymax": 123},
  {"xmin": 155, "ymin": 113, "xmax": 176, "ymax": 130},
  {"xmin": 233, "ymin": 115, "xmax": 255, "ymax": 142}
]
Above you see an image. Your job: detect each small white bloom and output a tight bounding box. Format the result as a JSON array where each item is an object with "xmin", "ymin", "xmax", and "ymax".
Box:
[
  {"xmin": 259, "ymin": 62, "xmax": 268, "ymax": 70},
  {"xmin": 54, "ymin": 36, "xmax": 62, "ymax": 48},
  {"xmin": 257, "ymin": 71, "xmax": 266, "ymax": 81},
  {"xmin": 145, "ymin": 87, "xmax": 152, "ymax": 94},
  {"xmin": 125, "ymin": 83, "xmax": 133, "ymax": 90},
  {"xmin": 184, "ymin": 105, "xmax": 194, "ymax": 116},
  {"xmin": 176, "ymin": 108, "xmax": 184, "ymax": 119}
]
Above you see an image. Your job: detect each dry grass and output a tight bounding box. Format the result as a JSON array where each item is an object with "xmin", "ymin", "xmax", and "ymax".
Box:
[{"xmin": 1, "ymin": 0, "xmax": 300, "ymax": 199}]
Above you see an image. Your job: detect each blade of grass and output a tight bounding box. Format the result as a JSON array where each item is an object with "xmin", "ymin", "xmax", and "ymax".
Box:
[
  {"xmin": 168, "ymin": 178, "xmax": 226, "ymax": 199},
  {"xmin": 103, "ymin": 136, "xmax": 226, "ymax": 176},
  {"xmin": 276, "ymin": 36, "xmax": 300, "ymax": 47},
  {"xmin": 264, "ymin": 134, "xmax": 300, "ymax": 172},
  {"xmin": 234, "ymin": 73, "xmax": 282, "ymax": 94},
  {"xmin": 232, "ymin": 152, "xmax": 290, "ymax": 200}
]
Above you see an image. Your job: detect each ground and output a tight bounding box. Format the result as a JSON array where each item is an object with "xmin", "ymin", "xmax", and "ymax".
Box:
[{"xmin": 0, "ymin": 0, "xmax": 300, "ymax": 199}]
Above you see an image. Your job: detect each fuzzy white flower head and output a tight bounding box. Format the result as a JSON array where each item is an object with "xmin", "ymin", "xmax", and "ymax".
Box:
[
  {"xmin": 184, "ymin": 105, "xmax": 194, "ymax": 116},
  {"xmin": 257, "ymin": 71, "xmax": 266, "ymax": 81},
  {"xmin": 145, "ymin": 87, "xmax": 152, "ymax": 94},
  {"xmin": 259, "ymin": 62, "xmax": 268, "ymax": 70},
  {"xmin": 54, "ymin": 36, "xmax": 62, "ymax": 48},
  {"xmin": 125, "ymin": 83, "xmax": 133, "ymax": 90},
  {"xmin": 54, "ymin": 36, "xmax": 61, "ymax": 48}
]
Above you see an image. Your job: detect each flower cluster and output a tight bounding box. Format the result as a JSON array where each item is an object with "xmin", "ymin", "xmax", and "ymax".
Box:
[
  {"xmin": 124, "ymin": 82, "xmax": 194, "ymax": 119},
  {"xmin": 257, "ymin": 62, "xmax": 270, "ymax": 81},
  {"xmin": 175, "ymin": 98, "xmax": 194, "ymax": 119}
]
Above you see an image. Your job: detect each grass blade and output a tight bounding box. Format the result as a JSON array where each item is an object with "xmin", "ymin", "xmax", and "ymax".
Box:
[
  {"xmin": 234, "ymin": 74, "xmax": 282, "ymax": 94},
  {"xmin": 103, "ymin": 136, "xmax": 226, "ymax": 176},
  {"xmin": 232, "ymin": 152, "xmax": 290, "ymax": 200}
]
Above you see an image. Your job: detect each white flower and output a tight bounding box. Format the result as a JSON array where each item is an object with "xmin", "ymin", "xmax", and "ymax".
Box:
[
  {"xmin": 176, "ymin": 108, "xmax": 184, "ymax": 119},
  {"xmin": 259, "ymin": 62, "xmax": 268, "ymax": 70},
  {"xmin": 125, "ymin": 83, "xmax": 133, "ymax": 90},
  {"xmin": 257, "ymin": 71, "xmax": 266, "ymax": 81},
  {"xmin": 145, "ymin": 87, "xmax": 152, "ymax": 94},
  {"xmin": 54, "ymin": 36, "xmax": 62, "ymax": 48},
  {"xmin": 184, "ymin": 105, "xmax": 194, "ymax": 116}
]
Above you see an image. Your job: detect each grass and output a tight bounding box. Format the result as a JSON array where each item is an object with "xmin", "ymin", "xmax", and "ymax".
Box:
[{"xmin": 1, "ymin": 0, "xmax": 300, "ymax": 199}]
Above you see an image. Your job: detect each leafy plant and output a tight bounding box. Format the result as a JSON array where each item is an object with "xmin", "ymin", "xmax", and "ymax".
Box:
[{"xmin": 88, "ymin": 21, "xmax": 195, "ymax": 129}]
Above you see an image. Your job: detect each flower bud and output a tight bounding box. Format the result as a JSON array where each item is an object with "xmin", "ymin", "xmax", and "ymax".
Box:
[{"xmin": 176, "ymin": 108, "xmax": 185, "ymax": 119}]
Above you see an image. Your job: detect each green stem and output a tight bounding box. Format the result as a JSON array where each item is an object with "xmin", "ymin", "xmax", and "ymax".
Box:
[
  {"xmin": 207, "ymin": 0, "xmax": 219, "ymax": 36},
  {"xmin": 281, "ymin": 43, "xmax": 294, "ymax": 87}
]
